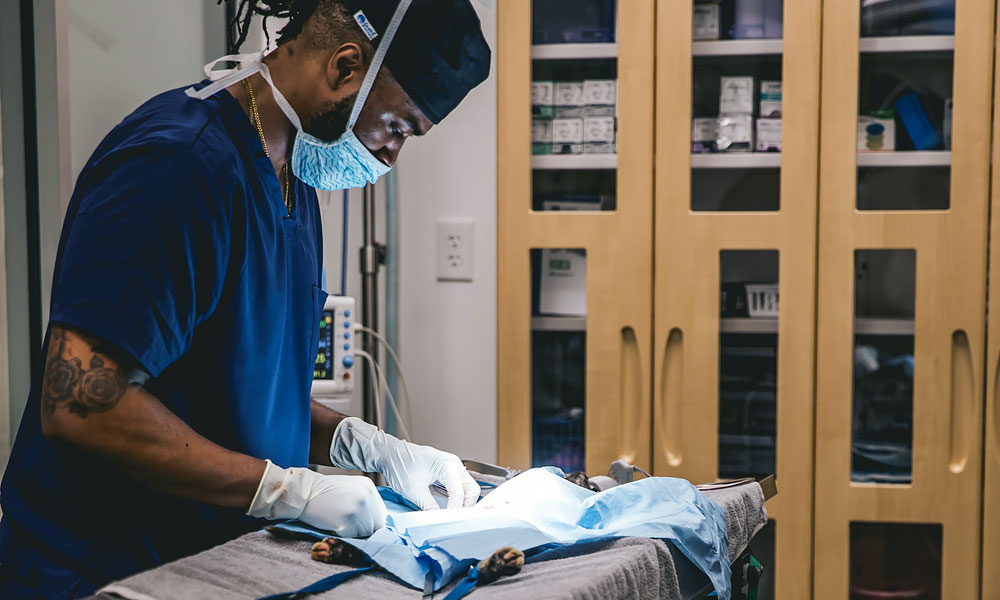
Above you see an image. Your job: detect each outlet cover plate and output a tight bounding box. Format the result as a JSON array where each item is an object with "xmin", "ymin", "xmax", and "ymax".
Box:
[{"xmin": 436, "ymin": 218, "xmax": 475, "ymax": 281}]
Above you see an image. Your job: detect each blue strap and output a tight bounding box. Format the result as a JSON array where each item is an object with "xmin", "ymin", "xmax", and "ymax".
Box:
[
  {"xmin": 256, "ymin": 565, "xmax": 375, "ymax": 600},
  {"xmin": 442, "ymin": 565, "xmax": 480, "ymax": 600}
]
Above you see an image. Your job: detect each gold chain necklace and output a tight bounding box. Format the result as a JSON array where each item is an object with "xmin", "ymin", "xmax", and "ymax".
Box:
[{"xmin": 242, "ymin": 78, "xmax": 294, "ymax": 215}]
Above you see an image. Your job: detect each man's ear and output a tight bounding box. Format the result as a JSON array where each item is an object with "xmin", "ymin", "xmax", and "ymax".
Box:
[{"xmin": 327, "ymin": 43, "xmax": 366, "ymax": 93}]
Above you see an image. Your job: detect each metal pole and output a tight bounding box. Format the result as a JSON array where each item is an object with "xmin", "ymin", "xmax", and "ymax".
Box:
[{"xmin": 360, "ymin": 183, "xmax": 379, "ymax": 425}]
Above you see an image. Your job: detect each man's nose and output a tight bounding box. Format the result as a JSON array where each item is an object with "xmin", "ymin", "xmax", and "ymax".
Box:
[{"xmin": 375, "ymin": 140, "xmax": 403, "ymax": 168}]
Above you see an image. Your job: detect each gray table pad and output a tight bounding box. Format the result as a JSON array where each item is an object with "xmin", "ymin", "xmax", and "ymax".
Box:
[{"xmin": 92, "ymin": 482, "xmax": 767, "ymax": 600}]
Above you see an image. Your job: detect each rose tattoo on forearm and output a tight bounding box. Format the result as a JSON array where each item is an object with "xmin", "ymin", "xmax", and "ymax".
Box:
[{"xmin": 42, "ymin": 326, "xmax": 129, "ymax": 418}]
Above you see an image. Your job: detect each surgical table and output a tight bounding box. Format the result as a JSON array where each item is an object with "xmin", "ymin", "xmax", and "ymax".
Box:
[{"xmin": 90, "ymin": 476, "xmax": 775, "ymax": 600}]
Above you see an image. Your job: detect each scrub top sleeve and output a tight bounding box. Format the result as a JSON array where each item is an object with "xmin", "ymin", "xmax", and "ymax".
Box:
[{"xmin": 50, "ymin": 145, "xmax": 233, "ymax": 377}]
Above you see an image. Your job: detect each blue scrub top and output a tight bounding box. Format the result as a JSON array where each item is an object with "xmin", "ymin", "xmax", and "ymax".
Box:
[{"xmin": 0, "ymin": 82, "xmax": 327, "ymax": 586}]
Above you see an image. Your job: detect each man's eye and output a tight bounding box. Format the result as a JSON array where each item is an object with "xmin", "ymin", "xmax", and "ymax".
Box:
[{"xmin": 391, "ymin": 125, "xmax": 403, "ymax": 138}]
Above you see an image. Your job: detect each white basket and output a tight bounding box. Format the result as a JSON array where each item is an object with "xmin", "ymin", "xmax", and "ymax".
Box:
[{"xmin": 745, "ymin": 284, "xmax": 779, "ymax": 318}]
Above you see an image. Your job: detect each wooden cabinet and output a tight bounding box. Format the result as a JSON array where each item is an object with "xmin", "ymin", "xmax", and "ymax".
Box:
[
  {"xmin": 497, "ymin": 1, "xmax": 995, "ymax": 598},
  {"xmin": 497, "ymin": 0, "xmax": 655, "ymax": 473},
  {"xmin": 813, "ymin": 0, "xmax": 993, "ymax": 598},
  {"xmin": 652, "ymin": 1, "xmax": 821, "ymax": 599},
  {"xmin": 983, "ymin": 10, "xmax": 1000, "ymax": 599}
]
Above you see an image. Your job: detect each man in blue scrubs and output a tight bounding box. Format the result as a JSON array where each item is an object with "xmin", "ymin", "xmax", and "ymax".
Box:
[{"xmin": 0, "ymin": 1, "xmax": 490, "ymax": 597}]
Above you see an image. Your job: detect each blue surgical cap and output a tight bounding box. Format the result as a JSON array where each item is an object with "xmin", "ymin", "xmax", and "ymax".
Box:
[{"xmin": 340, "ymin": 0, "xmax": 492, "ymax": 124}]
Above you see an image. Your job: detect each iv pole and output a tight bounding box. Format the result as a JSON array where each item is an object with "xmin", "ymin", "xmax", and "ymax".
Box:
[{"xmin": 359, "ymin": 183, "xmax": 382, "ymax": 425}]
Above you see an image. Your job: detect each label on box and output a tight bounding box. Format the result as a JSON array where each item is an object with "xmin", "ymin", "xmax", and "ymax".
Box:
[
  {"xmin": 858, "ymin": 114, "xmax": 895, "ymax": 151},
  {"xmin": 755, "ymin": 118, "xmax": 782, "ymax": 152},
  {"xmin": 555, "ymin": 81, "xmax": 585, "ymax": 107},
  {"xmin": 539, "ymin": 249, "xmax": 587, "ymax": 317},
  {"xmin": 552, "ymin": 118, "xmax": 584, "ymax": 144},
  {"xmin": 720, "ymin": 76, "xmax": 755, "ymax": 115},
  {"xmin": 532, "ymin": 81, "xmax": 554, "ymax": 106},
  {"xmin": 532, "ymin": 119, "xmax": 553, "ymax": 144},
  {"xmin": 692, "ymin": 117, "xmax": 720, "ymax": 153},
  {"xmin": 693, "ymin": 4, "xmax": 721, "ymax": 40},
  {"xmin": 718, "ymin": 115, "xmax": 753, "ymax": 152},
  {"xmin": 760, "ymin": 80, "xmax": 782, "ymax": 117},
  {"xmin": 583, "ymin": 79, "xmax": 617, "ymax": 107},
  {"xmin": 584, "ymin": 142, "xmax": 615, "ymax": 154},
  {"xmin": 555, "ymin": 106, "xmax": 586, "ymax": 118},
  {"xmin": 584, "ymin": 117, "xmax": 615, "ymax": 143},
  {"xmin": 583, "ymin": 105, "xmax": 616, "ymax": 117}
]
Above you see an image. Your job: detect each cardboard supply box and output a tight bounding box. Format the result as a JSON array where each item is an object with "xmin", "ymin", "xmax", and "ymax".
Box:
[
  {"xmin": 555, "ymin": 81, "xmax": 586, "ymax": 118},
  {"xmin": 858, "ymin": 112, "xmax": 895, "ymax": 152},
  {"xmin": 539, "ymin": 249, "xmax": 587, "ymax": 317},
  {"xmin": 555, "ymin": 82, "xmax": 585, "ymax": 107},
  {"xmin": 718, "ymin": 115, "xmax": 753, "ymax": 152},
  {"xmin": 755, "ymin": 118, "xmax": 782, "ymax": 152},
  {"xmin": 552, "ymin": 117, "xmax": 584, "ymax": 154},
  {"xmin": 720, "ymin": 76, "xmax": 755, "ymax": 115},
  {"xmin": 693, "ymin": 3, "xmax": 721, "ymax": 40},
  {"xmin": 532, "ymin": 81, "xmax": 555, "ymax": 118},
  {"xmin": 532, "ymin": 119, "xmax": 553, "ymax": 155},
  {"xmin": 584, "ymin": 116, "xmax": 616, "ymax": 154},
  {"xmin": 692, "ymin": 117, "xmax": 720, "ymax": 153},
  {"xmin": 582, "ymin": 79, "xmax": 617, "ymax": 108},
  {"xmin": 760, "ymin": 80, "xmax": 782, "ymax": 117}
]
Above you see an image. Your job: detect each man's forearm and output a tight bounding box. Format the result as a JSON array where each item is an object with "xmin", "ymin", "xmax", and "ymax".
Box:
[
  {"xmin": 41, "ymin": 326, "xmax": 266, "ymax": 509},
  {"xmin": 309, "ymin": 399, "xmax": 348, "ymax": 466}
]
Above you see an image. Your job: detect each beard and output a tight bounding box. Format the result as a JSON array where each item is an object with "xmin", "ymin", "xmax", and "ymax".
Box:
[{"xmin": 305, "ymin": 93, "xmax": 357, "ymax": 142}]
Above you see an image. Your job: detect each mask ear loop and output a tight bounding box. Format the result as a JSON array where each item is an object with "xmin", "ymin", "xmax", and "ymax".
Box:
[
  {"xmin": 345, "ymin": 0, "xmax": 413, "ymax": 131},
  {"xmin": 185, "ymin": 51, "xmax": 265, "ymax": 99},
  {"xmin": 257, "ymin": 62, "xmax": 305, "ymax": 132}
]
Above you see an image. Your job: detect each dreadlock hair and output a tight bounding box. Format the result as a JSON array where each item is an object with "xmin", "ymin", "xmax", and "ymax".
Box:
[{"xmin": 219, "ymin": 0, "xmax": 375, "ymax": 61}]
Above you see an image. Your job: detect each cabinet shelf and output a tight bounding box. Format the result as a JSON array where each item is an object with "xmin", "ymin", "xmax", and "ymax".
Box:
[
  {"xmin": 692, "ymin": 39, "xmax": 783, "ymax": 56},
  {"xmin": 531, "ymin": 43, "xmax": 618, "ymax": 60},
  {"xmin": 532, "ymin": 316, "xmax": 586, "ymax": 332},
  {"xmin": 532, "ymin": 154, "xmax": 617, "ymax": 170},
  {"xmin": 859, "ymin": 35, "xmax": 955, "ymax": 53},
  {"xmin": 691, "ymin": 153, "xmax": 781, "ymax": 169},
  {"xmin": 855, "ymin": 318, "xmax": 914, "ymax": 336},
  {"xmin": 856, "ymin": 151, "xmax": 950, "ymax": 168},
  {"xmin": 721, "ymin": 318, "xmax": 778, "ymax": 334}
]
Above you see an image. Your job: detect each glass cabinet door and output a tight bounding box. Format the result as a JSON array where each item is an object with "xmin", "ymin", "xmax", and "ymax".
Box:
[
  {"xmin": 814, "ymin": 1, "xmax": 992, "ymax": 598},
  {"xmin": 982, "ymin": 32, "xmax": 1000, "ymax": 600},
  {"xmin": 654, "ymin": 1, "xmax": 822, "ymax": 598},
  {"xmin": 498, "ymin": 0, "xmax": 654, "ymax": 473}
]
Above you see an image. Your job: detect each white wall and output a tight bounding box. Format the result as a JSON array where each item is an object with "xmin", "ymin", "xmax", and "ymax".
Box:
[
  {"xmin": 66, "ymin": 0, "xmax": 226, "ymax": 183},
  {"xmin": 394, "ymin": 4, "xmax": 498, "ymax": 463}
]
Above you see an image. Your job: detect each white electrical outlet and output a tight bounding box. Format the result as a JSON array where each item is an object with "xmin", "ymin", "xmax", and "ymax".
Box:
[{"xmin": 436, "ymin": 218, "xmax": 475, "ymax": 281}]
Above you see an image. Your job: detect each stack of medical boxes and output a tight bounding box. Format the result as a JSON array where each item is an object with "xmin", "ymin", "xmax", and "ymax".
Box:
[
  {"xmin": 693, "ymin": 2, "xmax": 722, "ymax": 40},
  {"xmin": 857, "ymin": 94, "xmax": 951, "ymax": 153},
  {"xmin": 533, "ymin": 79, "xmax": 617, "ymax": 155},
  {"xmin": 692, "ymin": 77, "xmax": 781, "ymax": 153}
]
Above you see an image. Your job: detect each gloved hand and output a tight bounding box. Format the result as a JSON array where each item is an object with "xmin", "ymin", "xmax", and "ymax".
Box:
[
  {"xmin": 247, "ymin": 459, "xmax": 387, "ymax": 537},
  {"xmin": 329, "ymin": 417, "xmax": 480, "ymax": 510}
]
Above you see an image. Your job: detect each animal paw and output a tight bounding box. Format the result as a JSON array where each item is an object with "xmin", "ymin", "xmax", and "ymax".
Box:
[
  {"xmin": 477, "ymin": 546, "xmax": 525, "ymax": 584},
  {"xmin": 310, "ymin": 537, "xmax": 367, "ymax": 565}
]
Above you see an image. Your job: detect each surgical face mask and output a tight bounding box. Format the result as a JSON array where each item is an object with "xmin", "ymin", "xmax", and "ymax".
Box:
[{"xmin": 187, "ymin": 0, "xmax": 413, "ymax": 191}]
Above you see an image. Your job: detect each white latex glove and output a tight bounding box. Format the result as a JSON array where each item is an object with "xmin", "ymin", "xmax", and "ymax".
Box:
[
  {"xmin": 247, "ymin": 460, "xmax": 387, "ymax": 537},
  {"xmin": 329, "ymin": 417, "xmax": 480, "ymax": 510}
]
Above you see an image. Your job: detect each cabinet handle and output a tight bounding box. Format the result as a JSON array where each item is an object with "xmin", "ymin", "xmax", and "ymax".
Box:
[
  {"xmin": 660, "ymin": 328, "xmax": 684, "ymax": 467},
  {"xmin": 949, "ymin": 330, "xmax": 973, "ymax": 473},
  {"xmin": 620, "ymin": 327, "xmax": 643, "ymax": 463}
]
